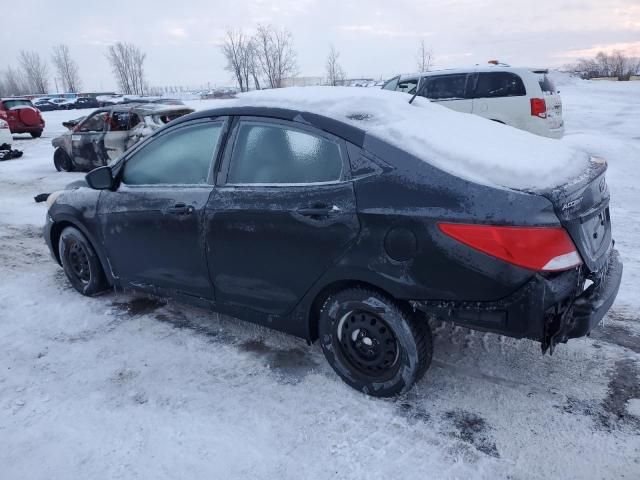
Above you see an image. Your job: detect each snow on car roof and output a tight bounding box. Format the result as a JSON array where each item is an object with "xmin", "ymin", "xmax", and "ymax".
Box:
[{"xmin": 230, "ymin": 87, "xmax": 589, "ymax": 190}]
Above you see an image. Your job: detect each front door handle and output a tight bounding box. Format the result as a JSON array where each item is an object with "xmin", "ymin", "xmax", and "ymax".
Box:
[
  {"xmin": 166, "ymin": 203, "xmax": 194, "ymax": 215},
  {"xmin": 296, "ymin": 205, "xmax": 341, "ymax": 217}
]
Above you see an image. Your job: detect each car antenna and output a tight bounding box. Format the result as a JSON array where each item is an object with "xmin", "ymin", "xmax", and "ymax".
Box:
[{"xmin": 408, "ymin": 76, "xmax": 424, "ymax": 105}]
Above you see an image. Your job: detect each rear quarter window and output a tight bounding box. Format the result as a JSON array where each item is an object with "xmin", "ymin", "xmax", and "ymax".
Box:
[
  {"xmin": 474, "ymin": 72, "xmax": 526, "ymax": 98},
  {"xmin": 537, "ymin": 74, "xmax": 556, "ymax": 94}
]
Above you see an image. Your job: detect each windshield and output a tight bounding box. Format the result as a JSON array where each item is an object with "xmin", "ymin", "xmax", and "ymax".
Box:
[
  {"xmin": 537, "ymin": 74, "xmax": 556, "ymax": 94},
  {"xmin": 4, "ymin": 99, "xmax": 33, "ymax": 109}
]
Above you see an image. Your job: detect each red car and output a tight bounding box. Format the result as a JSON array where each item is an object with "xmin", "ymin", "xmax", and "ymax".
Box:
[{"xmin": 0, "ymin": 98, "xmax": 45, "ymax": 138}]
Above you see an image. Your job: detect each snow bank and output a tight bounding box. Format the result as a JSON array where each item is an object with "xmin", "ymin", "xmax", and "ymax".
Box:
[{"xmin": 230, "ymin": 87, "xmax": 589, "ymax": 190}]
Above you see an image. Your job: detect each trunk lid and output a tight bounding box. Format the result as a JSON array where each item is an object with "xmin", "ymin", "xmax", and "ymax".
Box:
[{"xmin": 535, "ymin": 158, "xmax": 611, "ymax": 273}]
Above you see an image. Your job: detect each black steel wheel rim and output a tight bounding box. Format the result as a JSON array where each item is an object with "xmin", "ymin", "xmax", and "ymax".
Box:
[
  {"xmin": 336, "ymin": 310, "xmax": 400, "ymax": 378},
  {"xmin": 68, "ymin": 240, "xmax": 90, "ymax": 283}
]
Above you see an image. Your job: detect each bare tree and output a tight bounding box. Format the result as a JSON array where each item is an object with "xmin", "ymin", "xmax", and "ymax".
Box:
[
  {"xmin": 106, "ymin": 42, "xmax": 147, "ymax": 95},
  {"xmin": 569, "ymin": 50, "xmax": 640, "ymax": 80},
  {"xmin": 247, "ymin": 40, "xmax": 261, "ymax": 90},
  {"xmin": 416, "ymin": 39, "xmax": 434, "ymax": 72},
  {"xmin": 221, "ymin": 29, "xmax": 251, "ymax": 92},
  {"xmin": 1, "ymin": 67, "xmax": 30, "ymax": 96},
  {"xmin": 326, "ymin": 45, "xmax": 346, "ymax": 86},
  {"xmin": 18, "ymin": 51, "xmax": 49, "ymax": 93},
  {"xmin": 51, "ymin": 44, "xmax": 82, "ymax": 92},
  {"xmin": 253, "ymin": 25, "xmax": 297, "ymax": 88}
]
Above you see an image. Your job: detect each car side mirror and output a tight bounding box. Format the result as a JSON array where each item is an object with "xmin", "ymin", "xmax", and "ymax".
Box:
[{"xmin": 86, "ymin": 166, "xmax": 115, "ymax": 190}]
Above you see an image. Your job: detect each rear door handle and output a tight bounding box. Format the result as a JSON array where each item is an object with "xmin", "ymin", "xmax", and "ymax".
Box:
[
  {"xmin": 166, "ymin": 203, "xmax": 194, "ymax": 215},
  {"xmin": 296, "ymin": 205, "xmax": 341, "ymax": 217}
]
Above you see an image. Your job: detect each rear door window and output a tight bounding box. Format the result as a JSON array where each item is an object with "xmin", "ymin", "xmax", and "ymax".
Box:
[
  {"xmin": 79, "ymin": 112, "xmax": 108, "ymax": 132},
  {"xmin": 108, "ymin": 112, "xmax": 132, "ymax": 131},
  {"xmin": 227, "ymin": 121, "xmax": 343, "ymax": 184},
  {"xmin": 474, "ymin": 72, "xmax": 526, "ymax": 98},
  {"xmin": 423, "ymin": 74, "xmax": 468, "ymax": 100}
]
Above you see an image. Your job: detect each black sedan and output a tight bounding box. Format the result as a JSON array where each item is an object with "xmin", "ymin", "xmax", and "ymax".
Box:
[
  {"xmin": 43, "ymin": 92, "xmax": 622, "ymax": 397},
  {"xmin": 33, "ymin": 100, "xmax": 59, "ymax": 112},
  {"xmin": 74, "ymin": 97, "xmax": 100, "ymax": 109}
]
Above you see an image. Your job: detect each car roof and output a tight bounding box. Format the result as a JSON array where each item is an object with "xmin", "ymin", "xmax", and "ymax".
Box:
[
  {"xmin": 1, "ymin": 97, "xmax": 31, "ymax": 101},
  {"xmin": 397, "ymin": 66, "xmax": 548, "ymax": 80},
  {"xmin": 171, "ymin": 106, "xmax": 367, "ymax": 147},
  {"xmin": 96, "ymin": 103, "xmax": 194, "ymax": 116}
]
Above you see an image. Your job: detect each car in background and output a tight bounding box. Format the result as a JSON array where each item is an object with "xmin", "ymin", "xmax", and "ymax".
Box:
[
  {"xmin": 128, "ymin": 98, "xmax": 185, "ymax": 106},
  {"xmin": 96, "ymin": 94, "xmax": 125, "ymax": 107},
  {"xmin": 33, "ymin": 99, "xmax": 59, "ymax": 111},
  {"xmin": 43, "ymin": 88, "xmax": 621, "ymax": 397},
  {"xmin": 49, "ymin": 98, "xmax": 76, "ymax": 110},
  {"xmin": 74, "ymin": 97, "xmax": 100, "ymax": 109},
  {"xmin": 383, "ymin": 66, "xmax": 564, "ymax": 138},
  {"xmin": 0, "ymin": 117, "xmax": 12, "ymax": 149},
  {"xmin": 51, "ymin": 103, "xmax": 194, "ymax": 171},
  {"xmin": 0, "ymin": 98, "xmax": 45, "ymax": 137}
]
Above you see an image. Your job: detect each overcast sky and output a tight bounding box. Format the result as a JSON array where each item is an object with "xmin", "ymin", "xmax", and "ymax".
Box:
[{"xmin": 2, "ymin": 0, "xmax": 639, "ymax": 92}]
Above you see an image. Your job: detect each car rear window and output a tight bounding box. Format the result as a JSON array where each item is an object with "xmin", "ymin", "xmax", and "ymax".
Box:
[
  {"xmin": 3, "ymin": 99, "xmax": 33, "ymax": 109},
  {"xmin": 474, "ymin": 72, "xmax": 526, "ymax": 98},
  {"xmin": 537, "ymin": 73, "xmax": 556, "ymax": 94}
]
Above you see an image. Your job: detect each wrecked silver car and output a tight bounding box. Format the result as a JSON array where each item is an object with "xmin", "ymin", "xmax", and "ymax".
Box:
[{"xmin": 52, "ymin": 103, "xmax": 194, "ymax": 172}]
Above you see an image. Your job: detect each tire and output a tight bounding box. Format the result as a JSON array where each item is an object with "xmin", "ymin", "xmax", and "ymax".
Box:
[
  {"xmin": 318, "ymin": 287, "xmax": 432, "ymax": 397},
  {"xmin": 58, "ymin": 226, "xmax": 108, "ymax": 296},
  {"xmin": 53, "ymin": 148, "xmax": 73, "ymax": 172},
  {"xmin": 30, "ymin": 131, "xmax": 42, "ymax": 138}
]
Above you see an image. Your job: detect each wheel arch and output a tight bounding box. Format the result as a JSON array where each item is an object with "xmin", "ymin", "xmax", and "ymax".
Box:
[
  {"xmin": 49, "ymin": 217, "xmax": 115, "ymax": 285},
  {"xmin": 305, "ymin": 278, "xmax": 415, "ymax": 343}
]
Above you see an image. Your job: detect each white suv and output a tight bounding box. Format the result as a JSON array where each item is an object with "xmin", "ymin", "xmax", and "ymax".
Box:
[{"xmin": 382, "ymin": 66, "xmax": 564, "ymax": 138}]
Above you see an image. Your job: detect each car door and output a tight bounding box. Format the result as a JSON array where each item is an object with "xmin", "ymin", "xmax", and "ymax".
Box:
[
  {"xmin": 206, "ymin": 117, "xmax": 360, "ymax": 316},
  {"xmin": 98, "ymin": 118, "xmax": 226, "ymax": 299},
  {"xmin": 72, "ymin": 110, "xmax": 109, "ymax": 169},
  {"xmin": 471, "ymin": 71, "xmax": 528, "ymax": 127},
  {"xmin": 420, "ymin": 74, "xmax": 473, "ymax": 113}
]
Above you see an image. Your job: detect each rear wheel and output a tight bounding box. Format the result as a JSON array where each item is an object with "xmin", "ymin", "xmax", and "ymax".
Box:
[
  {"xmin": 53, "ymin": 148, "xmax": 73, "ymax": 172},
  {"xmin": 30, "ymin": 131, "xmax": 42, "ymax": 138},
  {"xmin": 58, "ymin": 226, "xmax": 108, "ymax": 296},
  {"xmin": 318, "ymin": 287, "xmax": 432, "ymax": 397}
]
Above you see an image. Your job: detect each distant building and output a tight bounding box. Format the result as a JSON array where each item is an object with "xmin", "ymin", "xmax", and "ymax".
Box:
[
  {"xmin": 337, "ymin": 78, "xmax": 376, "ymax": 87},
  {"xmin": 281, "ymin": 76, "xmax": 325, "ymax": 87}
]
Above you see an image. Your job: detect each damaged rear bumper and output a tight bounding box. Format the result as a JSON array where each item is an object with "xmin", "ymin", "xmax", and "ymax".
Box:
[
  {"xmin": 412, "ymin": 248, "xmax": 622, "ymax": 352},
  {"xmin": 559, "ymin": 248, "xmax": 622, "ymax": 340}
]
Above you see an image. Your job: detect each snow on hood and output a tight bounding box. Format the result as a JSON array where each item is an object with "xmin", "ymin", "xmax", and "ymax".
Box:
[{"xmin": 231, "ymin": 87, "xmax": 589, "ymax": 190}]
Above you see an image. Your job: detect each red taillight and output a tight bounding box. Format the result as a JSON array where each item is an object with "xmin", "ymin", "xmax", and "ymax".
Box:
[
  {"xmin": 438, "ymin": 223, "xmax": 582, "ymax": 272},
  {"xmin": 530, "ymin": 98, "xmax": 547, "ymax": 118}
]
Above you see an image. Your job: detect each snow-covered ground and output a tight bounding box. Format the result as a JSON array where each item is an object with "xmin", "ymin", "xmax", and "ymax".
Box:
[{"xmin": 1, "ymin": 78, "xmax": 639, "ymax": 479}]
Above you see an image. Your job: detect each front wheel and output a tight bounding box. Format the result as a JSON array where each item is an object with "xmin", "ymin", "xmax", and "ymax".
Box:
[
  {"xmin": 58, "ymin": 226, "xmax": 108, "ymax": 296},
  {"xmin": 318, "ymin": 288, "xmax": 432, "ymax": 397},
  {"xmin": 30, "ymin": 131, "xmax": 42, "ymax": 138}
]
